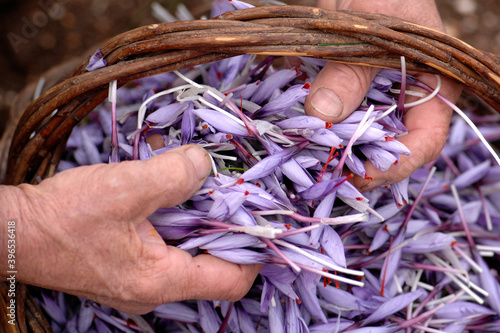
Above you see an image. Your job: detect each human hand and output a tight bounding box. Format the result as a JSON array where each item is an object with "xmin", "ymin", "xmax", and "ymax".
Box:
[
  {"xmin": 1, "ymin": 145, "xmax": 260, "ymax": 314},
  {"xmin": 308, "ymin": 0, "xmax": 462, "ymax": 191}
]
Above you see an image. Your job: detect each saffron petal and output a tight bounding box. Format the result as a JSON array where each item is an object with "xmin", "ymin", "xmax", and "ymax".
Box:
[{"xmin": 361, "ymin": 289, "xmax": 424, "ymax": 326}]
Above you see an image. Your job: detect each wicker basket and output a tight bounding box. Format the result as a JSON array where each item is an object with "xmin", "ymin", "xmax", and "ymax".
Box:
[{"xmin": 1, "ymin": 5, "xmax": 500, "ymax": 332}]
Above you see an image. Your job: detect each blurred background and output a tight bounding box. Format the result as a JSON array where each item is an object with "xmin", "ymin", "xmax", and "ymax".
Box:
[{"xmin": 1, "ymin": 0, "xmax": 499, "ymax": 134}]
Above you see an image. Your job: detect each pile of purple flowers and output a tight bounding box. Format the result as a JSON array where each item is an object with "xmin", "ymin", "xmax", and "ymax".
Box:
[{"xmin": 36, "ymin": 1, "xmax": 500, "ymax": 332}]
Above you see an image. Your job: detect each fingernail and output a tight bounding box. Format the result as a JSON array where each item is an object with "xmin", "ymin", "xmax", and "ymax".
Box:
[
  {"xmin": 311, "ymin": 87, "xmax": 344, "ymax": 118},
  {"xmin": 185, "ymin": 146, "xmax": 211, "ymax": 181}
]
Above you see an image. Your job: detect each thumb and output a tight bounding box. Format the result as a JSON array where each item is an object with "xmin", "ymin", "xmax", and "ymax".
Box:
[
  {"xmin": 78, "ymin": 144, "xmax": 212, "ymax": 220},
  {"xmin": 132, "ymin": 144, "xmax": 212, "ymax": 214},
  {"xmin": 305, "ymin": 62, "xmax": 379, "ymax": 122}
]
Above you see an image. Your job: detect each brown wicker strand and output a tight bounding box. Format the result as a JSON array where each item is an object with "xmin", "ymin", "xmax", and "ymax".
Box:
[{"xmin": 6, "ymin": 6, "xmax": 500, "ymax": 187}]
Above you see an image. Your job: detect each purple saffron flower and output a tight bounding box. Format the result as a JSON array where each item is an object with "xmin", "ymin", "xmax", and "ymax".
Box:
[
  {"xmin": 193, "ymin": 108, "xmax": 250, "ymax": 137},
  {"xmin": 181, "ymin": 103, "xmax": 196, "ymax": 144},
  {"xmin": 450, "ymin": 201, "xmax": 482, "ymax": 224},
  {"xmin": 238, "ymin": 143, "xmax": 305, "ymax": 182},
  {"xmin": 260, "ymin": 264, "xmax": 299, "ymax": 300},
  {"xmin": 197, "ymin": 301, "xmax": 222, "ymax": 333},
  {"xmin": 276, "ymin": 116, "xmax": 327, "ymax": 130},
  {"xmin": 389, "ymin": 177, "xmax": 409, "ymax": 207},
  {"xmin": 404, "ymin": 233, "xmax": 456, "ymax": 253},
  {"xmin": 318, "ymin": 284, "xmax": 369, "ymax": 312},
  {"xmin": 200, "ymin": 234, "xmax": 263, "ymax": 251},
  {"xmin": 78, "ymin": 301, "xmax": 95, "ymax": 332},
  {"xmin": 148, "ymin": 207, "xmax": 205, "ymax": 227},
  {"xmin": 236, "ymin": 304, "xmax": 257, "ymax": 333},
  {"xmin": 40, "ymin": 294, "xmax": 66, "ymax": 326},
  {"xmin": 359, "ymin": 144, "xmax": 399, "ymax": 172},
  {"xmin": 344, "ymin": 152, "xmax": 367, "ymax": 177},
  {"xmin": 320, "ymin": 225, "xmax": 347, "ymax": 268},
  {"xmin": 309, "ymin": 318, "xmax": 355, "ymax": 333},
  {"xmin": 296, "ymin": 273, "xmax": 328, "ymax": 323},
  {"xmin": 302, "ymin": 128, "xmax": 342, "ymax": 148},
  {"xmin": 86, "ymin": 49, "xmax": 107, "ymax": 71},
  {"xmin": 348, "ymin": 327, "xmax": 398, "ymax": 333},
  {"xmin": 207, "ymin": 190, "xmax": 248, "ymax": 221},
  {"xmin": 378, "ymin": 231, "xmax": 404, "ymax": 296},
  {"xmin": 435, "ymin": 301, "xmax": 496, "ymax": 319},
  {"xmin": 210, "ymin": 0, "xmax": 236, "ymax": 17},
  {"xmin": 94, "ymin": 319, "xmax": 113, "ymax": 333},
  {"xmin": 329, "ymin": 123, "xmax": 387, "ymax": 142},
  {"xmin": 251, "ymin": 68, "xmax": 301, "ymax": 104},
  {"xmin": 145, "ymin": 102, "xmax": 185, "ymax": 128},
  {"xmin": 452, "ymin": 160, "xmax": 491, "ymax": 189},
  {"xmin": 208, "ymin": 248, "xmax": 268, "ymax": 264},
  {"xmin": 178, "ymin": 233, "xmax": 225, "ymax": 251},
  {"xmin": 268, "ymin": 290, "xmax": 286, "ymax": 333},
  {"xmin": 256, "ymin": 83, "xmax": 310, "ymax": 117},
  {"xmin": 361, "ymin": 289, "xmax": 424, "ymax": 326},
  {"xmin": 369, "ymin": 224, "xmax": 391, "ymax": 253},
  {"xmin": 228, "ymin": 0, "xmax": 255, "ymax": 10},
  {"xmin": 474, "ymin": 252, "xmax": 500, "ymax": 314},
  {"xmin": 281, "ymin": 158, "xmax": 316, "ymax": 188},
  {"xmin": 298, "ymin": 177, "xmax": 346, "ymax": 201},
  {"xmin": 285, "ymin": 296, "xmax": 309, "ymax": 333}
]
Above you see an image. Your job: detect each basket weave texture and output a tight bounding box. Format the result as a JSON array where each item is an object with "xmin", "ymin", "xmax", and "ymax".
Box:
[
  {"xmin": 2, "ymin": 5, "xmax": 500, "ymax": 332},
  {"xmin": 5, "ymin": 5, "xmax": 500, "ymax": 186}
]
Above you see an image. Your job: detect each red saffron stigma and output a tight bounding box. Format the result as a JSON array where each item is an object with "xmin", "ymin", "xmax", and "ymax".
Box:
[
  {"xmin": 380, "ymin": 235, "xmax": 394, "ymax": 296},
  {"xmin": 217, "ymin": 72, "xmax": 223, "ymax": 79},
  {"xmin": 334, "ymin": 271, "xmax": 340, "ymax": 289},
  {"xmin": 226, "ymin": 134, "xmax": 233, "ymax": 139},
  {"xmin": 296, "ymin": 298, "xmax": 302, "ymax": 304},
  {"xmin": 451, "ymin": 241, "xmax": 458, "ymax": 246},
  {"xmin": 237, "ymin": 178, "xmax": 244, "ymax": 185},
  {"xmin": 382, "ymin": 225, "xmax": 388, "ymax": 231},
  {"xmin": 202, "ymin": 124, "xmax": 208, "ymax": 130},
  {"xmin": 311, "ymin": 200, "xmax": 316, "ymax": 206},
  {"xmin": 317, "ymin": 147, "xmax": 337, "ymax": 183},
  {"xmin": 285, "ymin": 224, "xmax": 292, "ymax": 230},
  {"xmin": 356, "ymin": 197, "xmax": 363, "ymax": 201},
  {"xmin": 385, "ymin": 136, "xmax": 395, "ymax": 141},
  {"xmin": 126, "ymin": 319, "xmax": 137, "ymax": 328},
  {"xmin": 255, "ymin": 182, "xmax": 262, "ymax": 187},
  {"xmin": 303, "ymin": 82, "xmax": 311, "ymax": 89},
  {"xmin": 230, "ymin": 139, "xmax": 259, "ymax": 162},
  {"xmin": 364, "ymin": 174, "xmax": 373, "ymax": 181},
  {"xmin": 244, "ymin": 191, "xmax": 250, "ymax": 196},
  {"xmin": 394, "ymin": 160, "xmax": 399, "ymax": 165},
  {"xmin": 325, "ymin": 122, "xmax": 333, "ymax": 129}
]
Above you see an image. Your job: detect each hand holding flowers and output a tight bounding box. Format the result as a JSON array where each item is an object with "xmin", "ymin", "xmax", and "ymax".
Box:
[
  {"xmin": 1, "ymin": 145, "xmax": 260, "ymax": 314},
  {"xmin": 310, "ymin": 0, "xmax": 462, "ymax": 191}
]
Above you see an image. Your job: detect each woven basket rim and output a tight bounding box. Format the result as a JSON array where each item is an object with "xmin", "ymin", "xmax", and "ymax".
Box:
[{"xmin": 5, "ymin": 5, "xmax": 500, "ymax": 185}]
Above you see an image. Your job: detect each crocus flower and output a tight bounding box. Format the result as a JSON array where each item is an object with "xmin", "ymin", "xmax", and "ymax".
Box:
[{"xmin": 86, "ymin": 49, "xmax": 107, "ymax": 71}]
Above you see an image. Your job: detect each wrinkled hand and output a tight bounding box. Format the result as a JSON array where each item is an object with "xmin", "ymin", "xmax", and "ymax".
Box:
[
  {"xmin": 2, "ymin": 145, "xmax": 260, "ymax": 314},
  {"xmin": 308, "ymin": 0, "xmax": 462, "ymax": 191}
]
